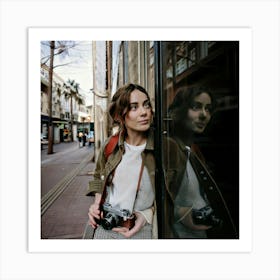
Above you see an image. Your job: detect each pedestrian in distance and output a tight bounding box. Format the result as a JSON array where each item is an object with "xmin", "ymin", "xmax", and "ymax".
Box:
[
  {"xmin": 87, "ymin": 131, "xmax": 93, "ymax": 147},
  {"xmin": 78, "ymin": 131, "xmax": 83, "ymax": 148},
  {"xmin": 163, "ymin": 86, "xmax": 238, "ymax": 239},
  {"xmin": 85, "ymin": 83, "xmax": 157, "ymax": 239},
  {"xmin": 82, "ymin": 131, "xmax": 87, "ymax": 147}
]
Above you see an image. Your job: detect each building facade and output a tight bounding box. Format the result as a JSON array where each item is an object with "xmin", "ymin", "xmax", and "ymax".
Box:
[{"xmin": 41, "ymin": 64, "xmax": 91, "ymax": 144}]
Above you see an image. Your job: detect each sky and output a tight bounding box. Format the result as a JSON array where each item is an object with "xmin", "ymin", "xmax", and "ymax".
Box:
[{"xmin": 41, "ymin": 41, "xmax": 94, "ymax": 106}]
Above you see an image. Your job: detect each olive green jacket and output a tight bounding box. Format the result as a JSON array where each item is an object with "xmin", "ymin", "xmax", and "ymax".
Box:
[
  {"xmin": 163, "ymin": 136, "xmax": 238, "ymax": 239},
  {"xmin": 86, "ymin": 129, "xmax": 158, "ymax": 239}
]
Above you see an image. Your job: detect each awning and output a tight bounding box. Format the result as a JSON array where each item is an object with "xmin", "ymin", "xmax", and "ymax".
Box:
[{"xmin": 52, "ymin": 120, "xmax": 69, "ymax": 124}]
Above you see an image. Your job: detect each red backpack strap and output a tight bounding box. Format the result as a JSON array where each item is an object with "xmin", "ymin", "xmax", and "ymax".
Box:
[
  {"xmin": 100, "ymin": 133, "xmax": 119, "ymax": 206},
  {"xmin": 104, "ymin": 133, "xmax": 119, "ymax": 161},
  {"xmin": 191, "ymin": 143, "xmax": 206, "ymax": 164}
]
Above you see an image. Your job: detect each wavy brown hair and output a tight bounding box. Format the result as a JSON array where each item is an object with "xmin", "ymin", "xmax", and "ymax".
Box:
[{"xmin": 109, "ymin": 83, "xmax": 153, "ymax": 131}]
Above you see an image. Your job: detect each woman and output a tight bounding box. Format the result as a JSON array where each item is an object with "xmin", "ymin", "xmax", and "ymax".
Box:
[
  {"xmin": 163, "ymin": 86, "xmax": 237, "ymax": 239},
  {"xmin": 85, "ymin": 83, "xmax": 157, "ymax": 239}
]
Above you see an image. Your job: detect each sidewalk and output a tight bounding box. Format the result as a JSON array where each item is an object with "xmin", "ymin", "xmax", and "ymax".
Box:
[{"xmin": 41, "ymin": 141, "xmax": 95, "ymax": 239}]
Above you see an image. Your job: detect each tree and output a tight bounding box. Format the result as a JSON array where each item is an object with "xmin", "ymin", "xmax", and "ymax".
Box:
[
  {"xmin": 41, "ymin": 41, "xmax": 77, "ymax": 154},
  {"xmin": 47, "ymin": 41, "xmax": 55, "ymax": 154},
  {"xmin": 61, "ymin": 79, "xmax": 84, "ymax": 142},
  {"xmin": 41, "ymin": 41, "xmax": 76, "ymax": 68}
]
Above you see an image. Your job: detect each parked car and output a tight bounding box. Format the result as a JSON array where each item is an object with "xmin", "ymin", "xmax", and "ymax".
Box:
[{"xmin": 41, "ymin": 133, "xmax": 48, "ymax": 145}]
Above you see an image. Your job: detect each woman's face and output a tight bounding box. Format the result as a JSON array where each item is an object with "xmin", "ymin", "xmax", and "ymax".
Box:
[
  {"xmin": 124, "ymin": 89, "xmax": 152, "ymax": 134},
  {"xmin": 185, "ymin": 92, "xmax": 212, "ymax": 134}
]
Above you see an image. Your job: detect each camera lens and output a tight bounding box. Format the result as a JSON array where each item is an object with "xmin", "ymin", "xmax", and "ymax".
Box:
[{"xmin": 101, "ymin": 213, "xmax": 118, "ymax": 230}]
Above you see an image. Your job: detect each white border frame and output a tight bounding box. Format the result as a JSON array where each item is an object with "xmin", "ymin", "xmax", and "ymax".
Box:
[
  {"xmin": 28, "ymin": 27, "xmax": 252, "ymax": 253},
  {"xmin": 1, "ymin": 0, "xmax": 280, "ymax": 279}
]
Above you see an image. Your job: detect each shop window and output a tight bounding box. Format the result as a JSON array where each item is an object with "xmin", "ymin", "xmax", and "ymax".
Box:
[{"xmin": 155, "ymin": 41, "xmax": 239, "ymax": 239}]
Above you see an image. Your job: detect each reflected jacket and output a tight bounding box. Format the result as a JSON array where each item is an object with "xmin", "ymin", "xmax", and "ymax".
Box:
[{"xmin": 163, "ymin": 136, "xmax": 238, "ymax": 239}]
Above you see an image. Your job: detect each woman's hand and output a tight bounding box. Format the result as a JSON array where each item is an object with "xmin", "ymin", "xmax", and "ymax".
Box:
[
  {"xmin": 183, "ymin": 212, "xmax": 212, "ymax": 231},
  {"xmin": 176, "ymin": 206, "xmax": 212, "ymax": 231},
  {"xmin": 112, "ymin": 212, "xmax": 147, "ymax": 238},
  {"xmin": 88, "ymin": 193, "xmax": 102, "ymax": 229}
]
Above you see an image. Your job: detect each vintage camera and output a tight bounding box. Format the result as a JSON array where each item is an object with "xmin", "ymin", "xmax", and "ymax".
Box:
[
  {"xmin": 99, "ymin": 202, "xmax": 134, "ymax": 230},
  {"xmin": 192, "ymin": 205, "xmax": 222, "ymax": 227}
]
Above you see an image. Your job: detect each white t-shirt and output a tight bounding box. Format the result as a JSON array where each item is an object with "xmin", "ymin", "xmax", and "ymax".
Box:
[
  {"xmin": 174, "ymin": 146, "xmax": 207, "ymax": 209},
  {"xmin": 173, "ymin": 146, "xmax": 208, "ymax": 238},
  {"xmin": 106, "ymin": 141, "xmax": 154, "ymax": 215}
]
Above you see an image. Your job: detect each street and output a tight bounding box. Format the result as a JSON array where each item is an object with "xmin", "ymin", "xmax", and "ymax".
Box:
[{"xmin": 41, "ymin": 141, "xmax": 95, "ymax": 239}]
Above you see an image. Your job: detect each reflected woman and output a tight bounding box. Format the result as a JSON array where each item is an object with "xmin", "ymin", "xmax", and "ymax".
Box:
[{"xmin": 163, "ymin": 86, "xmax": 237, "ymax": 239}]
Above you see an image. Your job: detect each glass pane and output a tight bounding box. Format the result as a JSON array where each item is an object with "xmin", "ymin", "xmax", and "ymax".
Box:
[{"xmin": 160, "ymin": 41, "xmax": 239, "ymax": 239}]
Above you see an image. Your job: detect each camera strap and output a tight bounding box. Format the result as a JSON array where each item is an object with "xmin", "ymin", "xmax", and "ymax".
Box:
[
  {"xmin": 102, "ymin": 159, "xmax": 144, "ymax": 205},
  {"xmin": 101, "ymin": 133, "xmax": 145, "ymax": 212},
  {"xmin": 99, "ymin": 159, "xmax": 144, "ymax": 230},
  {"xmin": 136, "ymin": 159, "xmax": 144, "ymax": 192},
  {"xmin": 123, "ymin": 159, "xmax": 144, "ymax": 228}
]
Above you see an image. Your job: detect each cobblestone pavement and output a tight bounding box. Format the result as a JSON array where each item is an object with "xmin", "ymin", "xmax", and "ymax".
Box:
[{"xmin": 41, "ymin": 141, "xmax": 95, "ymax": 239}]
